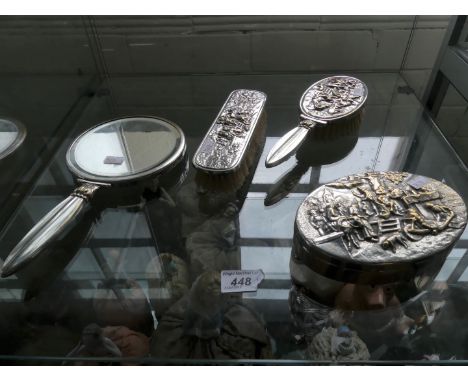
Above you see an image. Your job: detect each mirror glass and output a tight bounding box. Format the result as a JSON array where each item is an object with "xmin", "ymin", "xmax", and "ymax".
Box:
[
  {"xmin": 69, "ymin": 117, "xmax": 183, "ymax": 179},
  {"xmin": 0, "ymin": 118, "xmax": 25, "ymax": 160}
]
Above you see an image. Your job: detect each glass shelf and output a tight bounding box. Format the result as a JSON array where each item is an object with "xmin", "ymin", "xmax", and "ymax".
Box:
[{"xmin": 0, "ymin": 72, "xmax": 467, "ymax": 365}]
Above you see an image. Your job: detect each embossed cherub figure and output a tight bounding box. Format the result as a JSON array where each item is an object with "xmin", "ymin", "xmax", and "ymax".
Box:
[
  {"xmin": 346, "ymin": 202, "xmax": 379, "ymax": 242},
  {"xmin": 308, "ymin": 202, "xmax": 334, "ymax": 236},
  {"xmin": 376, "ymin": 188, "xmax": 405, "ymax": 217},
  {"xmin": 337, "ymin": 217, "xmax": 361, "ymax": 252}
]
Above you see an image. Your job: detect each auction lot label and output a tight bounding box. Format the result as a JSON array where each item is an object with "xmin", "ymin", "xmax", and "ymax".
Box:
[{"xmin": 221, "ymin": 269, "xmax": 265, "ymax": 293}]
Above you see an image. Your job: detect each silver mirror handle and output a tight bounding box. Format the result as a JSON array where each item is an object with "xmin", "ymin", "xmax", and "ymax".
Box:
[
  {"xmin": 265, "ymin": 121, "xmax": 316, "ymax": 168},
  {"xmin": 1, "ymin": 183, "xmax": 100, "ymax": 277}
]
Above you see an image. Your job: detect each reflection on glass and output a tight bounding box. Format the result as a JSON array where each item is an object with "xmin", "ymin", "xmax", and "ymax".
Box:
[
  {"xmin": 252, "ymin": 138, "xmax": 312, "ymax": 184},
  {"xmin": 435, "ymin": 83, "xmax": 468, "ymax": 167},
  {"xmin": 240, "ymin": 246, "xmax": 290, "ymax": 280},
  {"xmin": 73, "ymin": 119, "xmax": 180, "ymax": 177},
  {"xmin": 240, "ymin": 193, "xmax": 306, "ymax": 239},
  {"xmin": 456, "ymin": 16, "xmax": 468, "ymax": 49}
]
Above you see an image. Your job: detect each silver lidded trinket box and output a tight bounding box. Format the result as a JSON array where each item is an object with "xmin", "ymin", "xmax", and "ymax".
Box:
[
  {"xmin": 291, "ymin": 171, "xmax": 467, "ymax": 291},
  {"xmin": 193, "ymin": 89, "xmax": 267, "ymax": 174}
]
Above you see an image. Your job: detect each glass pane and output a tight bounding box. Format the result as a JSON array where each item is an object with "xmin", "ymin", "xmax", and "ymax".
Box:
[
  {"xmin": 1, "ymin": 16, "xmax": 468, "ymax": 365},
  {"xmin": 434, "ymin": 82, "xmax": 468, "ymax": 166},
  {"xmin": 457, "ymin": 16, "xmax": 468, "ymax": 48}
]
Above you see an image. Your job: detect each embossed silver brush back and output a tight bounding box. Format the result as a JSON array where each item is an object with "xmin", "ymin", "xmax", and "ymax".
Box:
[
  {"xmin": 193, "ymin": 89, "xmax": 267, "ymax": 173},
  {"xmin": 266, "ymin": 76, "xmax": 367, "ymax": 168},
  {"xmin": 299, "ymin": 76, "xmax": 367, "ymax": 121}
]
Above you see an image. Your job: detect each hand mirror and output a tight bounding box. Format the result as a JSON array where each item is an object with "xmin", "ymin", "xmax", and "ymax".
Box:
[
  {"xmin": 2, "ymin": 116, "xmax": 186, "ymax": 277},
  {"xmin": 265, "ymin": 76, "xmax": 367, "ymax": 167},
  {"xmin": 0, "ymin": 117, "xmax": 26, "ymax": 160}
]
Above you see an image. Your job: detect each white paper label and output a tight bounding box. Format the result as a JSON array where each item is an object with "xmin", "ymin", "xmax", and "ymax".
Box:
[
  {"xmin": 407, "ymin": 175, "xmax": 429, "ymax": 190},
  {"xmin": 104, "ymin": 156, "xmax": 125, "ymax": 165},
  {"xmin": 221, "ymin": 269, "xmax": 265, "ymax": 293}
]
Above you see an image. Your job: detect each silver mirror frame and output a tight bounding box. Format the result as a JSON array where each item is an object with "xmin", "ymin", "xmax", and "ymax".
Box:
[{"xmin": 66, "ymin": 116, "xmax": 186, "ymax": 184}]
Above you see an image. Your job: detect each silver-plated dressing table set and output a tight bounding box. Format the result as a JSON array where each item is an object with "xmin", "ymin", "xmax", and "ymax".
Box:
[{"xmin": 1, "ymin": 75, "xmax": 466, "ymax": 310}]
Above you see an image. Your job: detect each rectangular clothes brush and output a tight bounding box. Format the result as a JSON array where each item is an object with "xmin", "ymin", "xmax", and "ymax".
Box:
[{"xmin": 192, "ymin": 89, "xmax": 267, "ymax": 193}]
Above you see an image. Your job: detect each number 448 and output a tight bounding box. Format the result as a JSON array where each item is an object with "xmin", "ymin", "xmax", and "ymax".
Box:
[{"xmin": 230, "ymin": 277, "xmax": 252, "ymax": 287}]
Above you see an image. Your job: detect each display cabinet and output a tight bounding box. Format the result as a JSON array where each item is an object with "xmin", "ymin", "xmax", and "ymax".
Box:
[{"xmin": 0, "ymin": 16, "xmax": 467, "ymax": 365}]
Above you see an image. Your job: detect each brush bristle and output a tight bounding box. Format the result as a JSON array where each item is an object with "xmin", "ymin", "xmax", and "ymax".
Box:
[
  {"xmin": 309, "ymin": 109, "xmax": 363, "ymax": 141},
  {"xmin": 295, "ymin": 109, "xmax": 363, "ymax": 166}
]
